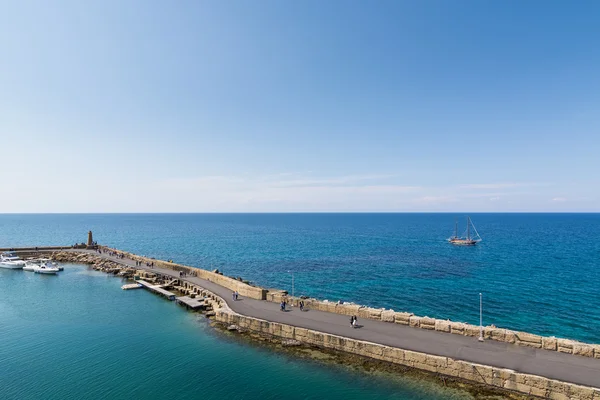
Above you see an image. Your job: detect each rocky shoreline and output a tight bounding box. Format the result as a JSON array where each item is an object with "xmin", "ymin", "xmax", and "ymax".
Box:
[{"xmin": 210, "ymin": 319, "xmax": 529, "ymax": 400}]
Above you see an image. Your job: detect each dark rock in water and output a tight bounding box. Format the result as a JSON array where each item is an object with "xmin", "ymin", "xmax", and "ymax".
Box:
[{"xmin": 212, "ymin": 269, "xmax": 220, "ymax": 274}]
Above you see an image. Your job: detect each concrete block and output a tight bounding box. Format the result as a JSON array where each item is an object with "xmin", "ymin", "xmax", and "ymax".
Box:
[
  {"xmin": 435, "ymin": 319, "xmax": 451, "ymax": 333},
  {"xmin": 594, "ymin": 345, "xmax": 600, "ymax": 359},
  {"xmin": 380, "ymin": 310, "xmax": 395, "ymax": 323},
  {"xmin": 409, "ymin": 315, "xmax": 421, "ymax": 328},
  {"xmin": 336, "ymin": 304, "xmax": 361, "ymax": 316},
  {"xmin": 568, "ymin": 385, "xmax": 596, "ymax": 400},
  {"xmin": 515, "ymin": 331, "xmax": 543, "ymax": 348},
  {"xmin": 404, "ymin": 350, "xmax": 429, "ymax": 368},
  {"xmin": 573, "ymin": 343, "xmax": 594, "ymax": 358},
  {"xmin": 420, "ymin": 317, "xmax": 436, "ymax": 330},
  {"xmin": 546, "ymin": 380, "xmax": 572, "ymax": 400},
  {"xmin": 464, "ymin": 324, "xmax": 480, "ymax": 337},
  {"xmin": 504, "ymin": 330, "xmax": 517, "ymax": 343},
  {"xmin": 394, "ymin": 312, "xmax": 413, "ymax": 325},
  {"xmin": 557, "ymin": 339, "xmax": 574, "ymax": 354},
  {"xmin": 542, "ymin": 336, "xmax": 558, "ymax": 351},
  {"xmin": 486, "ymin": 327, "xmax": 506, "ymax": 342},
  {"xmin": 358, "ymin": 307, "xmax": 382, "ymax": 320},
  {"xmin": 450, "ymin": 321, "xmax": 465, "ymax": 335},
  {"xmin": 294, "ymin": 327, "xmax": 309, "ymax": 340}
]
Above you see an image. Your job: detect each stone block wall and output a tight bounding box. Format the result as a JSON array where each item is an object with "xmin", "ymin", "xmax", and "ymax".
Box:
[
  {"xmin": 266, "ymin": 294, "xmax": 600, "ymax": 359},
  {"xmin": 100, "ymin": 247, "xmax": 268, "ymax": 300},
  {"xmin": 215, "ymin": 309, "xmax": 600, "ymax": 399}
]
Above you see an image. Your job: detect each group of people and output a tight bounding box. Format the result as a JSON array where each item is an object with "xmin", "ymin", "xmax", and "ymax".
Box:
[
  {"xmin": 232, "ymin": 291, "xmax": 239, "ymax": 301},
  {"xmin": 279, "ymin": 300, "xmax": 306, "ymax": 311},
  {"xmin": 103, "ymin": 250, "xmax": 125, "ymax": 259},
  {"xmin": 350, "ymin": 315, "xmax": 358, "ymax": 328}
]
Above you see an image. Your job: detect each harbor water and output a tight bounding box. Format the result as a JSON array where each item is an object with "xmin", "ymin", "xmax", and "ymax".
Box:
[{"xmin": 0, "ymin": 264, "xmax": 472, "ymax": 400}]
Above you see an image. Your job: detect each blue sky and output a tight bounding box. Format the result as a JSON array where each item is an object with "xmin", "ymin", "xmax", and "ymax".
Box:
[{"xmin": 1, "ymin": 0, "xmax": 599, "ymax": 212}]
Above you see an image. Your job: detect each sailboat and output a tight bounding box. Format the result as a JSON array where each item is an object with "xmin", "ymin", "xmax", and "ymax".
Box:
[{"xmin": 448, "ymin": 216, "xmax": 482, "ymax": 246}]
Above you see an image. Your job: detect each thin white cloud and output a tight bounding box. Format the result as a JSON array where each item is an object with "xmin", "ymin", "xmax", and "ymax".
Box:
[
  {"xmin": 459, "ymin": 182, "xmax": 532, "ymax": 189},
  {"xmin": 153, "ymin": 174, "xmax": 422, "ymax": 211},
  {"xmin": 270, "ymin": 174, "xmax": 398, "ymax": 188},
  {"xmin": 417, "ymin": 196, "xmax": 458, "ymax": 204},
  {"xmin": 552, "ymin": 197, "xmax": 567, "ymax": 202}
]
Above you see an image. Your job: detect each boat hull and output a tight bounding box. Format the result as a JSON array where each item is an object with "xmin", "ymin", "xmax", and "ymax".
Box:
[
  {"xmin": 0, "ymin": 262, "xmax": 25, "ymax": 269},
  {"xmin": 35, "ymin": 268, "xmax": 59, "ymax": 275},
  {"xmin": 449, "ymin": 240, "xmax": 478, "ymax": 246}
]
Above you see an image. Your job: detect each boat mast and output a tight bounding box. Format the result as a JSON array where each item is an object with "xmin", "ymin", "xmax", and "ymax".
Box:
[
  {"xmin": 454, "ymin": 219, "xmax": 458, "ymax": 238},
  {"xmin": 466, "ymin": 216, "xmax": 470, "ymax": 240}
]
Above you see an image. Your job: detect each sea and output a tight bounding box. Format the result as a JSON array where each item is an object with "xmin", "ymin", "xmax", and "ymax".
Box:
[{"xmin": 1, "ymin": 213, "xmax": 599, "ymax": 399}]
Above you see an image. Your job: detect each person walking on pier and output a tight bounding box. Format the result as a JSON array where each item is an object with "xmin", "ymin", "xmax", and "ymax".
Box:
[
  {"xmin": 299, "ymin": 301, "xmax": 304, "ymax": 312},
  {"xmin": 352, "ymin": 315, "xmax": 358, "ymax": 328}
]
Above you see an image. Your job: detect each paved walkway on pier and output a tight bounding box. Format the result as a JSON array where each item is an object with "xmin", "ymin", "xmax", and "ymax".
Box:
[{"xmin": 80, "ymin": 250, "xmax": 600, "ymax": 389}]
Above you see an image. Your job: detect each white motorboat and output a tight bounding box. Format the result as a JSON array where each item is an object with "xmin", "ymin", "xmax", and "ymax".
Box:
[
  {"xmin": 0, "ymin": 251, "xmax": 26, "ymax": 269},
  {"xmin": 24, "ymin": 258, "xmax": 62, "ymax": 272},
  {"xmin": 23, "ymin": 260, "xmax": 40, "ymax": 271},
  {"xmin": 34, "ymin": 261, "xmax": 60, "ymax": 275}
]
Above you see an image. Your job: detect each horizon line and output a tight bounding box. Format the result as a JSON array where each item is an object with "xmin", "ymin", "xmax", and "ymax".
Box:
[{"xmin": 0, "ymin": 211, "xmax": 599, "ymax": 215}]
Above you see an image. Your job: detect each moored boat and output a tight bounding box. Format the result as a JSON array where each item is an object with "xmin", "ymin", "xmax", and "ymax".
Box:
[
  {"xmin": 0, "ymin": 251, "xmax": 26, "ymax": 269},
  {"xmin": 34, "ymin": 261, "xmax": 60, "ymax": 275},
  {"xmin": 448, "ymin": 216, "xmax": 482, "ymax": 246},
  {"xmin": 23, "ymin": 260, "xmax": 40, "ymax": 271}
]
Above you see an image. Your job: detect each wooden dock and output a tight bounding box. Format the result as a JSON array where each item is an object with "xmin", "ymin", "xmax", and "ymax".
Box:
[
  {"xmin": 137, "ymin": 280, "xmax": 176, "ymax": 300},
  {"xmin": 176, "ymin": 296, "xmax": 205, "ymax": 310}
]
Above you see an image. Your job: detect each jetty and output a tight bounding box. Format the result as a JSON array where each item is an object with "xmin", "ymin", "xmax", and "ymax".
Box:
[
  {"xmin": 136, "ymin": 279, "xmax": 176, "ymax": 301},
  {"xmin": 6, "ymin": 240, "xmax": 600, "ymax": 399},
  {"xmin": 176, "ymin": 296, "xmax": 205, "ymax": 310}
]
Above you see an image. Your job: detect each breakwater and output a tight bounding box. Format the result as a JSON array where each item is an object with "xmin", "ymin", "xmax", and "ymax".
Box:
[
  {"xmin": 215, "ymin": 309, "xmax": 600, "ymax": 400},
  {"xmin": 39, "ymin": 246, "xmax": 600, "ymax": 398},
  {"xmin": 46, "ymin": 246, "xmax": 600, "ymax": 360},
  {"xmin": 269, "ymin": 294, "xmax": 600, "ymax": 359}
]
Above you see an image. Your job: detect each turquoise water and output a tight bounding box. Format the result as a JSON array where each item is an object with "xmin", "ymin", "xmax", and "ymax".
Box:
[
  {"xmin": 0, "ymin": 265, "xmax": 471, "ymax": 400},
  {"xmin": 1, "ymin": 213, "xmax": 599, "ymax": 344}
]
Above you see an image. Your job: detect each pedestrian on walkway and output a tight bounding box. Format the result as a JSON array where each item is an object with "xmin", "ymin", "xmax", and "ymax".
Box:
[
  {"xmin": 299, "ymin": 301, "xmax": 304, "ymax": 312},
  {"xmin": 350, "ymin": 316, "xmax": 354, "ymax": 327},
  {"xmin": 234, "ymin": 291, "xmax": 239, "ymax": 301},
  {"xmin": 232, "ymin": 292, "xmax": 236, "ymax": 301},
  {"xmin": 352, "ymin": 315, "xmax": 358, "ymax": 328}
]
